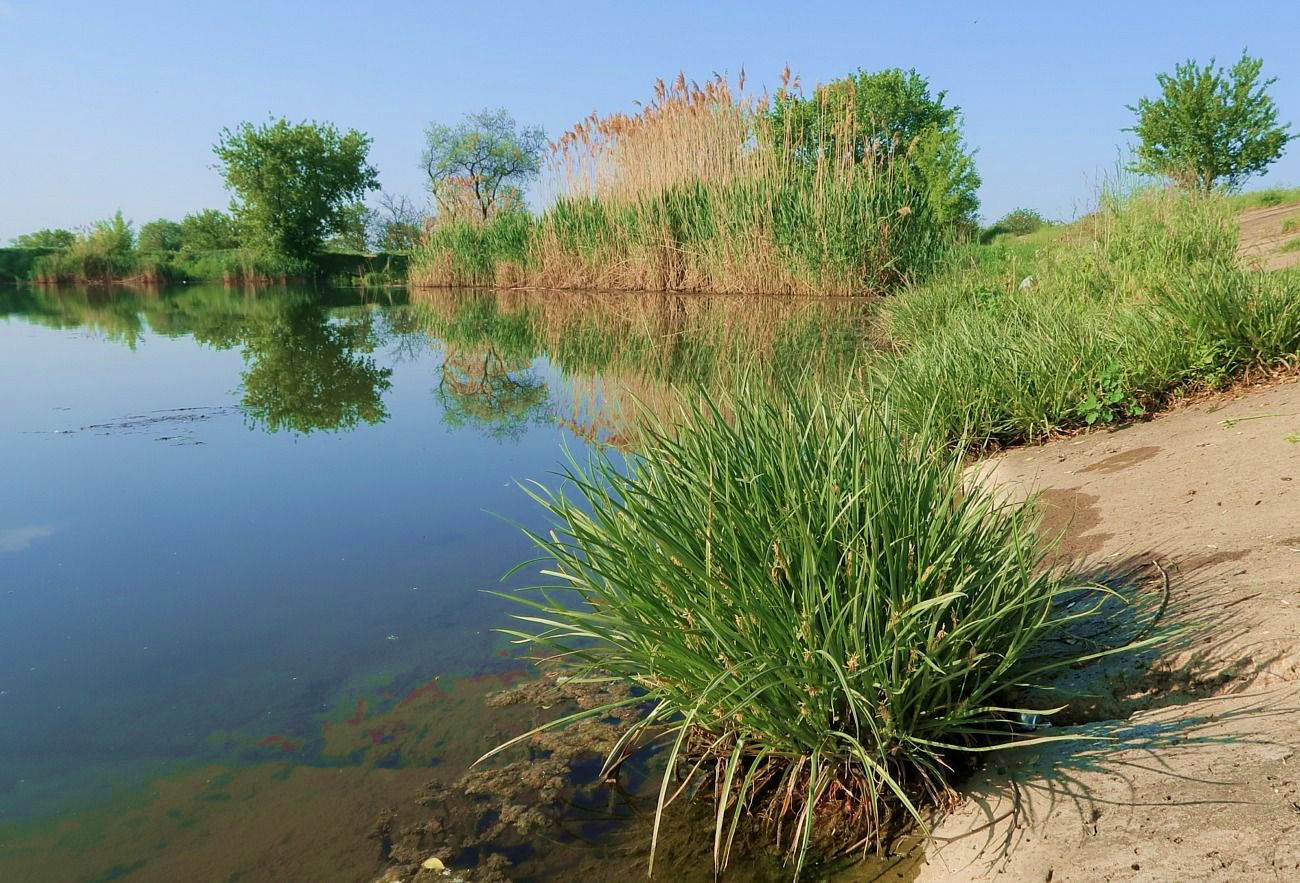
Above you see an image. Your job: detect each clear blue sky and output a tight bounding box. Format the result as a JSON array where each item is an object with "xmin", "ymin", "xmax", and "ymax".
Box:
[{"xmin": 3, "ymin": 0, "xmax": 1299, "ymax": 242}]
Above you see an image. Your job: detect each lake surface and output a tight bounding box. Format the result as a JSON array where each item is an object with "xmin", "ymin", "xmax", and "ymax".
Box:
[{"xmin": 0, "ymin": 285, "xmax": 876, "ymax": 882}]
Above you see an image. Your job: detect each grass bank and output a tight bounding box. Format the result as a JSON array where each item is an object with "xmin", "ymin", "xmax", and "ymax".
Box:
[
  {"xmin": 879, "ymin": 186, "xmax": 1300, "ymax": 449},
  {"xmin": 488, "ymin": 184, "xmax": 1299, "ymax": 876},
  {"xmin": 411, "ymin": 74, "xmax": 954, "ymax": 295}
]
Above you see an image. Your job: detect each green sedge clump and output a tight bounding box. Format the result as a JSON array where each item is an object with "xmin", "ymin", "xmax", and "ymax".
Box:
[{"xmin": 490, "ymin": 383, "xmax": 1153, "ymax": 878}]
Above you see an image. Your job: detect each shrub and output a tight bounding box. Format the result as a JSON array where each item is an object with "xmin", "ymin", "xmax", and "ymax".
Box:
[
  {"xmin": 494, "ymin": 384, "xmax": 1147, "ymax": 877},
  {"xmin": 11, "ymin": 228, "xmax": 76, "ymax": 249},
  {"xmin": 138, "ymin": 219, "xmax": 183, "ymax": 253},
  {"xmin": 980, "ymin": 207, "xmax": 1050, "ymax": 242},
  {"xmin": 32, "ymin": 211, "xmax": 137, "ymax": 283},
  {"xmin": 768, "ymin": 66, "xmax": 980, "ymax": 229},
  {"xmin": 179, "ymin": 209, "xmax": 241, "ymax": 252},
  {"xmin": 0, "ymin": 247, "xmax": 60, "ymax": 283}
]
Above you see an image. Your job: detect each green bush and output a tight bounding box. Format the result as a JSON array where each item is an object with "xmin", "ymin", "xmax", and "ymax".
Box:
[
  {"xmin": 495, "ymin": 384, "xmax": 1148, "ymax": 876},
  {"xmin": 980, "ymin": 207, "xmax": 1050, "ymax": 242},
  {"xmin": 10, "ymin": 228, "xmax": 76, "ymax": 249},
  {"xmin": 32, "ymin": 212, "xmax": 138, "ymax": 283},
  {"xmin": 409, "ymin": 210, "xmax": 535, "ymax": 287},
  {"xmin": 0, "ymin": 248, "xmax": 59, "ymax": 284}
]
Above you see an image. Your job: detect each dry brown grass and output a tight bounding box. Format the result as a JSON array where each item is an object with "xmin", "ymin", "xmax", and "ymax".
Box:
[{"xmin": 410, "ymin": 70, "xmax": 937, "ymax": 295}]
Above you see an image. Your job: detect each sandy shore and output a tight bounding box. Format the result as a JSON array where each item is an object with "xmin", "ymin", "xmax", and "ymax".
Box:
[{"xmin": 917, "ymin": 379, "xmax": 1300, "ymax": 882}]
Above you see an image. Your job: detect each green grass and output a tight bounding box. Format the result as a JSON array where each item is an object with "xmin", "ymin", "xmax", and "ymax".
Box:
[
  {"xmin": 1226, "ymin": 185, "xmax": 1300, "ymax": 211},
  {"xmin": 492, "ymin": 383, "xmax": 1156, "ymax": 878},
  {"xmin": 879, "ymin": 187, "xmax": 1300, "ymax": 448},
  {"xmin": 408, "ymin": 211, "xmax": 534, "ymax": 287},
  {"xmin": 1281, "ymin": 237, "xmax": 1300, "ymax": 254},
  {"xmin": 411, "ymin": 172, "xmax": 949, "ymax": 295},
  {"xmin": 11, "ymin": 245, "xmax": 403, "ymax": 286}
]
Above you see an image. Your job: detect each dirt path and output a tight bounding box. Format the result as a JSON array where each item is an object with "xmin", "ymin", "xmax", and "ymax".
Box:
[
  {"xmin": 917, "ymin": 380, "xmax": 1300, "ymax": 882},
  {"xmin": 1237, "ymin": 203, "xmax": 1300, "ymax": 271}
]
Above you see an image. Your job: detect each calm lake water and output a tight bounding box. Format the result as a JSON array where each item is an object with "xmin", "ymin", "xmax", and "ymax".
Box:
[{"xmin": 0, "ymin": 285, "xmax": 878, "ymax": 882}]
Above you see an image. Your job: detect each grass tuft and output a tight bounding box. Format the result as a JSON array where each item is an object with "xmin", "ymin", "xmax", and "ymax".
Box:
[{"xmin": 491, "ymin": 382, "xmax": 1156, "ymax": 877}]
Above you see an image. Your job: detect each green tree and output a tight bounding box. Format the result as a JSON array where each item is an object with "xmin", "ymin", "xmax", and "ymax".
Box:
[
  {"xmin": 213, "ymin": 118, "xmax": 380, "ymax": 259},
  {"xmin": 324, "ymin": 202, "xmax": 374, "ymax": 252},
  {"xmin": 138, "ymin": 219, "xmax": 183, "ymax": 253},
  {"xmin": 422, "ymin": 109, "xmax": 545, "ymax": 222},
  {"xmin": 12, "ymin": 228, "xmax": 76, "ymax": 249},
  {"xmin": 178, "ymin": 209, "xmax": 241, "ymax": 252},
  {"xmin": 769, "ymin": 68, "xmax": 981, "ymax": 227},
  {"xmin": 980, "ymin": 208, "xmax": 1051, "ymax": 243},
  {"xmin": 1128, "ymin": 51, "xmax": 1294, "ymax": 191}
]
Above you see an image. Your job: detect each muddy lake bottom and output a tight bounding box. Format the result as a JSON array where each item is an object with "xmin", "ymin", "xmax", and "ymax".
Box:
[{"xmin": 0, "ymin": 284, "xmax": 900, "ymax": 882}]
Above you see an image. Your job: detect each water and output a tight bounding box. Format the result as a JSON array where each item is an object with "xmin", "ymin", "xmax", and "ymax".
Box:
[{"xmin": 0, "ymin": 285, "xmax": 880, "ymax": 882}]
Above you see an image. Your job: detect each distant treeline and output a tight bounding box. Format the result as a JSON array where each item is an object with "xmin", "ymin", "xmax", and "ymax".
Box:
[{"xmin": 2, "ymin": 210, "xmax": 407, "ymax": 287}]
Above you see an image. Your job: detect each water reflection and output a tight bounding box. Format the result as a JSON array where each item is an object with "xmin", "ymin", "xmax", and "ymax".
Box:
[
  {"xmin": 437, "ymin": 345, "xmax": 551, "ymax": 441},
  {"xmin": 0, "ymin": 285, "xmax": 877, "ymax": 445},
  {"xmin": 0, "ymin": 284, "xmax": 879, "ymax": 882},
  {"xmin": 240, "ymin": 302, "xmax": 392, "ymax": 434}
]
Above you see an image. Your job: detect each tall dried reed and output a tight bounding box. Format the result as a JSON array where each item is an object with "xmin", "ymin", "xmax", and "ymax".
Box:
[{"xmin": 410, "ymin": 70, "xmax": 947, "ymax": 294}]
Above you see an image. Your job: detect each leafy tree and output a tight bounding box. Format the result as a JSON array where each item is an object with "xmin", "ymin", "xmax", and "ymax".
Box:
[
  {"xmin": 138, "ymin": 219, "xmax": 183, "ymax": 253},
  {"xmin": 422, "ymin": 109, "xmax": 545, "ymax": 223},
  {"xmin": 769, "ymin": 68, "xmax": 981, "ymax": 227},
  {"xmin": 213, "ymin": 118, "xmax": 380, "ymax": 259},
  {"xmin": 1128, "ymin": 51, "xmax": 1294, "ymax": 191},
  {"xmin": 980, "ymin": 208, "xmax": 1051, "ymax": 242},
  {"xmin": 12, "ymin": 228, "xmax": 76, "ymax": 249},
  {"xmin": 324, "ymin": 202, "xmax": 375, "ymax": 253},
  {"xmin": 178, "ymin": 209, "xmax": 241, "ymax": 252}
]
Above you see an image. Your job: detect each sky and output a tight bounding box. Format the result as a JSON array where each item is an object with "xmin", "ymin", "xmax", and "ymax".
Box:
[{"xmin": 3, "ymin": 0, "xmax": 1300, "ymax": 242}]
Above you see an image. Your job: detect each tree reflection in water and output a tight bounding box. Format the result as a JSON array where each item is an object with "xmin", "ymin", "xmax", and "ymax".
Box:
[
  {"xmin": 436, "ymin": 344, "xmax": 551, "ymax": 441},
  {"xmin": 240, "ymin": 301, "xmax": 393, "ymax": 434}
]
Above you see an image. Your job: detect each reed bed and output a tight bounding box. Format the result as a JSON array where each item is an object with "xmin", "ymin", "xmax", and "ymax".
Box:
[{"xmin": 410, "ymin": 72, "xmax": 947, "ymax": 295}]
